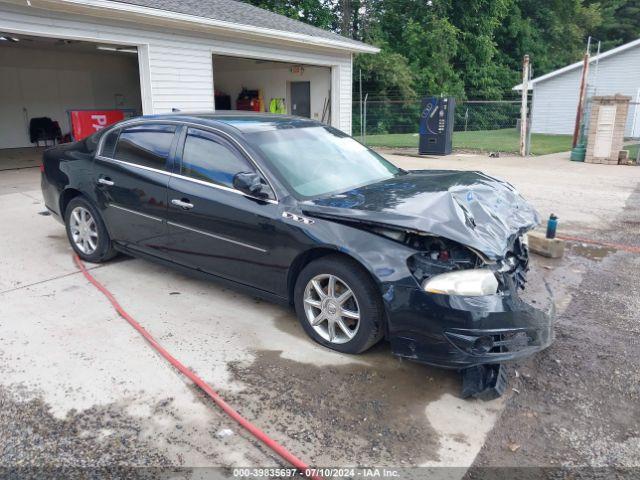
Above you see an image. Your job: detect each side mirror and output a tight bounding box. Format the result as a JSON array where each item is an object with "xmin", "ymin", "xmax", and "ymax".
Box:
[{"xmin": 233, "ymin": 172, "xmax": 272, "ymax": 199}]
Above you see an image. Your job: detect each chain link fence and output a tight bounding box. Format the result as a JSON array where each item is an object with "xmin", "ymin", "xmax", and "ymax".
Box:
[
  {"xmin": 354, "ymin": 98, "xmax": 523, "ymax": 135},
  {"xmin": 353, "ymin": 94, "xmax": 638, "ymax": 161},
  {"xmin": 625, "ymin": 101, "xmax": 640, "ymax": 164},
  {"xmin": 352, "ymin": 96, "xmax": 539, "ymax": 154}
]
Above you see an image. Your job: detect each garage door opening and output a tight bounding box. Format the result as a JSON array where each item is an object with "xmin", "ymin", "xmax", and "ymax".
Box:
[
  {"xmin": 0, "ymin": 34, "xmax": 142, "ymax": 169},
  {"xmin": 212, "ymin": 55, "xmax": 331, "ymax": 123}
]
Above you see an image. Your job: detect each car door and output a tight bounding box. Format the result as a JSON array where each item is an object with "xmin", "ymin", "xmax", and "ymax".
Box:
[
  {"xmin": 165, "ymin": 127, "xmax": 284, "ymax": 292},
  {"xmin": 94, "ymin": 123, "xmax": 178, "ymax": 258}
]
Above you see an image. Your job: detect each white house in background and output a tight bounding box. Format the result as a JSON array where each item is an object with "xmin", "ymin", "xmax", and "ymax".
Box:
[
  {"xmin": 0, "ymin": 0, "xmax": 378, "ymax": 150},
  {"xmin": 514, "ymin": 38, "xmax": 640, "ymax": 137}
]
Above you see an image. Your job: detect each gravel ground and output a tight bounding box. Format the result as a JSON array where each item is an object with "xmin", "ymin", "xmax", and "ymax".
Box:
[
  {"xmin": 465, "ymin": 185, "xmax": 640, "ymax": 478},
  {"xmin": 0, "ymin": 382, "xmax": 275, "ymax": 479},
  {"xmin": 0, "ymin": 384, "xmax": 171, "ymax": 479}
]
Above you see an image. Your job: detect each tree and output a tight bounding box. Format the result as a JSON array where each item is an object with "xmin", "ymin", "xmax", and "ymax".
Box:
[
  {"xmin": 243, "ymin": 0, "xmax": 629, "ymax": 99},
  {"xmin": 589, "ymin": 0, "xmax": 640, "ymax": 50},
  {"xmin": 246, "ymin": 0, "xmax": 336, "ymax": 30},
  {"xmin": 448, "ymin": 0, "xmax": 514, "ymax": 99},
  {"xmin": 363, "ymin": 0, "xmax": 465, "ymax": 98},
  {"xmin": 354, "ymin": 45, "xmax": 416, "ymax": 99},
  {"xmin": 496, "ymin": 0, "xmax": 602, "ymax": 79}
]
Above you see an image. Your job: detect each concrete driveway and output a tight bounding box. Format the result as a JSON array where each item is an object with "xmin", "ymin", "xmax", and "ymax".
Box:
[{"xmin": 1, "ymin": 152, "xmax": 639, "ymax": 473}]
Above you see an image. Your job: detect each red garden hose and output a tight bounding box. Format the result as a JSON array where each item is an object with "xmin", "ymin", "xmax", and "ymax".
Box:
[{"xmin": 73, "ymin": 254, "xmax": 320, "ymax": 478}]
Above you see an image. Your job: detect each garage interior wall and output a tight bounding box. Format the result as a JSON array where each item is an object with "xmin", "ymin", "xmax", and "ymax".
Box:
[
  {"xmin": 213, "ymin": 55, "xmax": 331, "ymax": 121},
  {"xmin": 0, "ymin": 45, "xmax": 142, "ymax": 149}
]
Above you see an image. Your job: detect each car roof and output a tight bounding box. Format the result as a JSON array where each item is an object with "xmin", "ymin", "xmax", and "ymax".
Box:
[{"xmin": 138, "ymin": 111, "xmax": 324, "ymax": 133}]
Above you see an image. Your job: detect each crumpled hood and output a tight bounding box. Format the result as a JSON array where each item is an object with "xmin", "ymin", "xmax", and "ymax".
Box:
[{"xmin": 301, "ymin": 170, "xmax": 540, "ymax": 260}]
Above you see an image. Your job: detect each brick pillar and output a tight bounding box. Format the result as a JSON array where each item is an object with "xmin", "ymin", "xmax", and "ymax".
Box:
[{"xmin": 585, "ymin": 95, "xmax": 631, "ymax": 165}]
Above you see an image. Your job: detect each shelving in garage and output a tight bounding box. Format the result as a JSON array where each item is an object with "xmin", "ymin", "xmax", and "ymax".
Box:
[{"xmin": 212, "ymin": 55, "xmax": 332, "ymax": 122}]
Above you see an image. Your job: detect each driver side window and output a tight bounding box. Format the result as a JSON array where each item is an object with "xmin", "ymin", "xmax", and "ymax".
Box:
[{"xmin": 181, "ymin": 128, "xmax": 252, "ymax": 189}]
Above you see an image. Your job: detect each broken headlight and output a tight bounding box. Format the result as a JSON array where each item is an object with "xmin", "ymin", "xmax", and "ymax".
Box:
[
  {"xmin": 405, "ymin": 235, "xmax": 498, "ymax": 295},
  {"xmin": 422, "ymin": 269, "xmax": 499, "ymax": 296}
]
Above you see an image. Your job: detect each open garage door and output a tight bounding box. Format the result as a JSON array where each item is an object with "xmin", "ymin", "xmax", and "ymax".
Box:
[
  {"xmin": 213, "ymin": 55, "xmax": 332, "ymax": 123},
  {"xmin": 0, "ymin": 34, "xmax": 142, "ymax": 168}
]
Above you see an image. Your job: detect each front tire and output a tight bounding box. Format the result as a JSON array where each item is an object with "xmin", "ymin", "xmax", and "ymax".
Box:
[
  {"xmin": 64, "ymin": 196, "xmax": 116, "ymax": 263},
  {"xmin": 294, "ymin": 255, "xmax": 384, "ymax": 354}
]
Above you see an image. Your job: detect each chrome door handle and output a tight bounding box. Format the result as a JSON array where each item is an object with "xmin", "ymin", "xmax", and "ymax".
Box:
[
  {"xmin": 171, "ymin": 198, "xmax": 194, "ymax": 210},
  {"xmin": 97, "ymin": 178, "xmax": 114, "ymax": 186}
]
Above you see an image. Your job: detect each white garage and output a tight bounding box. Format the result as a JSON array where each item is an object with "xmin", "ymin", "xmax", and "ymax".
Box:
[{"xmin": 0, "ymin": 0, "xmax": 377, "ymax": 167}]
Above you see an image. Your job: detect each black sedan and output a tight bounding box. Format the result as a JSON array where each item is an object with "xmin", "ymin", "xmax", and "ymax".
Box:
[{"xmin": 41, "ymin": 113, "xmax": 554, "ymax": 369}]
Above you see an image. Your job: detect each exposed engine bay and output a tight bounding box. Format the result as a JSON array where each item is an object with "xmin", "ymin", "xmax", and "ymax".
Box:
[{"xmin": 372, "ymin": 227, "xmax": 531, "ymax": 293}]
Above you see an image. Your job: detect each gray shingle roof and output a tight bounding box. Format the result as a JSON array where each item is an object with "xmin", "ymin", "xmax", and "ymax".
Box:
[{"xmin": 110, "ymin": 0, "xmax": 373, "ymax": 50}]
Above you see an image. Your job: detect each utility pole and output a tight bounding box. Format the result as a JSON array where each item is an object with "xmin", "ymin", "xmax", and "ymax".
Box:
[
  {"xmin": 520, "ymin": 55, "xmax": 530, "ymax": 157},
  {"xmin": 572, "ymin": 41, "xmax": 591, "ymax": 148},
  {"xmin": 363, "ymin": 92, "xmax": 368, "ymax": 145}
]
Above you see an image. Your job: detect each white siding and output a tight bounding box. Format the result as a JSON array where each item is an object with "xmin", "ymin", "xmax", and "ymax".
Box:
[
  {"xmin": 146, "ymin": 43, "xmax": 214, "ymax": 113},
  {"xmin": 531, "ymin": 69, "xmax": 581, "ymax": 135},
  {"xmin": 0, "ymin": 2, "xmax": 354, "ymax": 135},
  {"xmin": 339, "ymin": 56, "xmax": 353, "ymax": 134},
  {"xmin": 531, "ymin": 45, "xmax": 640, "ymax": 136}
]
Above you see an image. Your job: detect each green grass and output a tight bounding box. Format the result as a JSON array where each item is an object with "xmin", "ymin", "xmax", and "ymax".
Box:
[
  {"xmin": 626, "ymin": 143, "xmax": 639, "ymax": 162},
  {"xmin": 358, "ymin": 128, "xmax": 573, "ymax": 156}
]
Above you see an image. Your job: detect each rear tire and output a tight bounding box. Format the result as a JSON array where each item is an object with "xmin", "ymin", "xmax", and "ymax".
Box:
[
  {"xmin": 64, "ymin": 196, "xmax": 116, "ymax": 263},
  {"xmin": 294, "ymin": 255, "xmax": 384, "ymax": 354}
]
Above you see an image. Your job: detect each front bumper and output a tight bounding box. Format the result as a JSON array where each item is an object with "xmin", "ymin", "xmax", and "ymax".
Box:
[{"xmin": 386, "ymin": 286, "xmax": 555, "ymax": 369}]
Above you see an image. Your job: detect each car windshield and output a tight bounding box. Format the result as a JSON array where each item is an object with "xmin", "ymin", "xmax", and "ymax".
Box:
[{"xmin": 245, "ymin": 126, "xmax": 401, "ymax": 198}]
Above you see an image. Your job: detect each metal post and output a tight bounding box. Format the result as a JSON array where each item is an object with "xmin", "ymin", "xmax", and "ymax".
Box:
[
  {"xmin": 520, "ymin": 55, "xmax": 530, "ymax": 157},
  {"xmin": 464, "ymin": 108, "xmax": 469, "ymax": 132},
  {"xmin": 359, "ymin": 69, "xmax": 363, "ymax": 141},
  {"xmin": 526, "ymin": 65, "xmax": 534, "ymax": 155},
  {"xmin": 631, "ymin": 88, "xmax": 640, "ymax": 138},
  {"xmin": 363, "ymin": 93, "xmax": 368, "ymax": 145},
  {"xmin": 592, "ymin": 40, "xmax": 601, "ymax": 95}
]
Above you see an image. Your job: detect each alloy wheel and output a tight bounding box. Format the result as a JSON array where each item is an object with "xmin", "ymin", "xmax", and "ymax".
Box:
[
  {"xmin": 303, "ymin": 274, "xmax": 360, "ymax": 344},
  {"xmin": 69, "ymin": 206, "xmax": 99, "ymax": 255}
]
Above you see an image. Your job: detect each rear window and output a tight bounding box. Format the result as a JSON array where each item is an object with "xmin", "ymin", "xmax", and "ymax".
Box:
[{"xmin": 114, "ymin": 124, "xmax": 176, "ymax": 170}]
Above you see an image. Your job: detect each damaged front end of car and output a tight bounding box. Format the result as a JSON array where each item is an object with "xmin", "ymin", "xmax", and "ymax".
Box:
[
  {"xmin": 392, "ymin": 229, "xmax": 555, "ymax": 369},
  {"xmin": 302, "ymin": 170, "xmax": 555, "ymax": 371}
]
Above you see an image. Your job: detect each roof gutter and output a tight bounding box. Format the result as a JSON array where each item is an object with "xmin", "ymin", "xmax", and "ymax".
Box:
[{"xmin": 43, "ymin": 0, "xmax": 380, "ymax": 54}]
